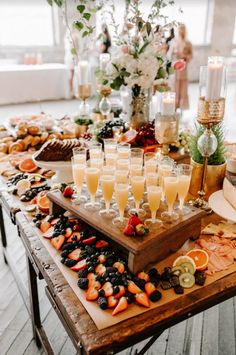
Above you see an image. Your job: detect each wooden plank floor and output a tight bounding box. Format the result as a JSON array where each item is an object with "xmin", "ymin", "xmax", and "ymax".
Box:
[{"xmin": 0, "ymin": 83, "xmax": 236, "ymax": 354}]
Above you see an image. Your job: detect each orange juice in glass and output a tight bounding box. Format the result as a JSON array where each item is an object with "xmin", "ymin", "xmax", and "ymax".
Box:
[
  {"xmin": 71, "ymin": 158, "xmax": 87, "ymax": 203},
  {"xmin": 113, "ymin": 183, "xmax": 129, "ymax": 226},
  {"xmin": 145, "ymin": 186, "xmax": 162, "ymax": 227},
  {"xmin": 161, "ymin": 172, "xmax": 179, "ymax": 222},
  {"xmin": 99, "ymin": 175, "xmax": 116, "ymax": 218},
  {"xmin": 129, "ymin": 176, "xmax": 146, "ymax": 217},
  {"xmin": 84, "ymin": 167, "xmax": 101, "ymax": 210}
]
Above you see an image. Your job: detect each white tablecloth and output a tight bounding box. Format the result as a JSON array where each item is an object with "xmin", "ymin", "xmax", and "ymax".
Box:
[{"xmin": 0, "ymin": 63, "xmax": 70, "ymax": 105}]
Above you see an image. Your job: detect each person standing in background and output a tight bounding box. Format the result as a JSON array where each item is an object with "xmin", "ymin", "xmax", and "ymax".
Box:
[
  {"xmin": 168, "ymin": 24, "xmax": 192, "ymax": 110},
  {"xmin": 97, "ymin": 23, "xmax": 111, "ymax": 53}
]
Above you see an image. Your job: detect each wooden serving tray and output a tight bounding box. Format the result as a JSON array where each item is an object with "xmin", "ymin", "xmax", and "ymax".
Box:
[{"xmin": 48, "ymin": 190, "xmax": 205, "ymax": 273}]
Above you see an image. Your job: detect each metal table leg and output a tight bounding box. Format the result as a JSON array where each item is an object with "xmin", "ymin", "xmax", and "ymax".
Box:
[
  {"xmin": 134, "ymin": 331, "xmax": 164, "ymax": 355},
  {"xmin": 0, "ymin": 203, "xmax": 7, "ymax": 264}
]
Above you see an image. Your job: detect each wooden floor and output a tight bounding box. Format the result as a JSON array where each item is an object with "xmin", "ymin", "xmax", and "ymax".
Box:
[{"xmin": 0, "ymin": 83, "xmax": 236, "ymax": 355}]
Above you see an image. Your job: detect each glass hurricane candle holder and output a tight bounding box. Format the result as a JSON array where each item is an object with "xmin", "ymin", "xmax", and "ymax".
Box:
[{"xmin": 155, "ymin": 112, "xmax": 180, "ymax": 155}]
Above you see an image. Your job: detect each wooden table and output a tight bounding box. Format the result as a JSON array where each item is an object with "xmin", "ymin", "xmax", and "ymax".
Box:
[{"xmin": 1, "ymin": 185, "xmax": 236, "ymax": 355}]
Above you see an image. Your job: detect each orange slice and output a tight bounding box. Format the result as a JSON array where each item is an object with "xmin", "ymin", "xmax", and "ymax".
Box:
[
  {"xmin": 120, "ymin": 129, "xmax": 137, "ymax": 144},
  {"xmin": 186, "ymin": 249, "xmax": 209, "ymax": 271},
  {"xmin": 19, "ymin": 158, "xmax": 38, "ymax": 173},
  {"xmin": 37, "ymin": 191, "xmax": 50, "ymax": 213}
]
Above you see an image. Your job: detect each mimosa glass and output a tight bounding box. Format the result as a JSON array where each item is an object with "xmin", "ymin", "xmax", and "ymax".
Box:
[
  {"xmin": 129, "ymin": 176, "xmax": 146, "ymax": 217},
  {"xmin": 89, "ymin": 142, "xmax": 103, "ymax": 159},
  {"xmin": 161, "ymin": 172, "xmax": 179, "ymax": 222},
  {"xmin": 117, "ymin": 159, "xmax": 130, "ymax": 171},
  {"xmin": 73, "ymin": 147, "xmax": 87, "ymax": 164},
  {"xmin": 176, "ymin": 164, "xmax": 193, "ymax": 215},
  {"xmin": 71, "ymin": 158, "xmax": 88, "ymax": 203},
  {"xmin": 130, "ymin": 147, "xmax": 143, "ymax": 166},
  {"xmin": 84, "ymin": 167, "xmax": 101, "ymax": 210},
  {"xmin": 158, "ymin": 159, "xmax": 174, "ymax": 202},
  {"xmin": 142, "ymin": 172, "xmax": 158, "ymax": 210},
  {"xmin": 145, "ymin": 186, "xmax": 162, "ymax": 227},
  {"xmin": 103, "ymin": 138, "xmax": 117, "ymax": 155},
  {"xmin": 117, "ymin": 143, "xmax": 131, "ymax": 160},
  {"xmin": 113, "ymin": 183, "xmax": 129, "ymax": 227},
  {"xmin": 99, "ymin": 175, "xmax": 116, "ymax": 218}
]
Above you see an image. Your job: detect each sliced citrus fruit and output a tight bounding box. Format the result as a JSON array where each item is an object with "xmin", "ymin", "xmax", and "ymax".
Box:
[
  {"xmin": 120, "ymin": 129, "xmax": 137, "ymax": 144},
  {"xmin": 37, "ymin": 191, "xmax": 50, "ymax": 212},
  {"xmin": 16, "ymin": 179, "xmax": 31, "ymax": 196},
  {"xmin": 173, "ymin": 255, "xmax": 196, "ymax": 273},
  {"xmin": 19, "ymin": 158, "xmax": 38, "ymax": 173},
  {"xmin": 186, "ymin": 249, "xmax": 209, "ymax": 271}
]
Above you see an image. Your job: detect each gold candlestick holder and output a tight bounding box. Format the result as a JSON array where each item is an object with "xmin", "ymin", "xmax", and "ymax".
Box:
[{"xmin": 155, "ymin": 112, "xmax": 180, "ymax": 156}]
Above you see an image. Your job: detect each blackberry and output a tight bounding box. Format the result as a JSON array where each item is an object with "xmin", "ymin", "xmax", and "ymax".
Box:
[
  {"xmin": 133, "ymin": 277, "xmax": 146, "ymax": 290},
  {"xmin": 149, "ymin": 290, "xmax": 162, "ymax": 302},
  {"xmin": 85, "ymin": 245, "xmax": 96, "ymax": 255},
  {"xmin": 98, "ymin": 289, "xmax": 105, "ymax": 297},
  {"xmin": 149, "ymin": 275, "xmax": 160, "ymax": 287},
  {"xmin": 113, "ymin": 286, "xmax": 120, "ymax": 295},
  {"xmin": 61, "ymin": 258, "xmax": 66, "ymax": 264},
  {"xmin": 174, "ymin": 285, "xmax": 184, "ymax": 294},
  {"xmin": 72, "ymin": 235, "xmax": 78, "ymax": 242},
  {"xmin": 78, "ymin": 269, "xmax": 89, "ymax": 278},
  {"xmin": 64, "ymin": 259, "xmax": 77, "ymax": 267},
  {"xmin": 161, "ymin": 280, "xmax": 172, "ymax": 290},
  {"xmin": 125, "ymin": 291, "xmax": 135, "ymax": 304},
  {"xmin": 77, "ymin": 278, "xmax": 89, "ymax": 290},
  {"xmin": 110, "ymin": 277, "xmax": 119, "ymax": 286},
  {"xmin": 161, "ymin": 268, "xmax": 172, "ymax": 281},
  {"xmin": 148, "ymin": 268, "xmax": 159, "ymax": 278},
  {"xmin": 35, "ymin": 222, "xmax": 41, "ymax": 229},
  {"xmin": 61, "ymin": 250, "xmax": 69, "ymax": 258},
  {"xmin": 107, "ymin": 267, "xmax": 117, "ymax": 274},
  {"xmin": 61, "ymin": 243, "xmax": 72, "ymax": 251},
  {"xmin": 88, "ymin": 267, "xmax": 95, "ymax": 273},
  {"xmin": 52, "ymin": 232, "xmax": 60, "ymax": 238},
  {"xmin": 98, "ymin": 297, "xmax": 108, "ymax": 310}
]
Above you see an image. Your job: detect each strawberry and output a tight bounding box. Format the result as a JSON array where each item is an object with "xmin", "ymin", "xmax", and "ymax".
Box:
[
  {"xmin": 42, "ymin": 226, "xmax": 54, "ymax": 239},
  {"xmin": 144, "ymin": 282, "xmax": 156, "ymax": 296},
  {"xmin": 82, "ymin": 236, "xmax": 97, "ymax": 245},
  {"xmin": 135, "ymin": 224, "xmax": 149, "ymax": 236},
  {"xmin": 112, "ymin": 296, "xmax": 128, "ymax": 316},
  {"xmin": 98, "ymin": 254, "xmax": 106, "ymax": 264},
  {"xmin": 50, "ymin": 218, "xmax": 60, "ymax": 226},
  {"xmin": 62, "ymin": 185, "xmax": 74, "ymax": 198},
  {"xmin": 102, "ymin": 282, "xmax": 113, "ymax": 297},
  {"xmin": 89, "ymin": 280, "xmax": 101, "ymax": 290},
  {"xmin": 95, "ymin": 264, "xmax": 106, "ymax": 275},
  {"xmin": 40, "ymin": 221, "xmax": 51, "ymax": 233},
  {"xmin": 127, "ymin": 281, "xmax": 142, "ymax": 294},
  {"xmin": 128, "ymin": 214, "xmax": 142, "ymax": 227},
  {"xmin": 64, "ymin": 227, "xmax": 72, "ymax": 238},
  {"xmin": 51, "ymin": 235, "xmax": 65, "ymax": 250},
  {"xmin": 113, "ymin": 262, "xmax": 125, "ymax": 274},
  {"xmin": 114, "ymin": 286, "xmax": 125, "ymax": 299},
  {"xmin": 67, "ymin": 232, "xmax": 81, "ymax": 243},
  {"xmin": 135, "ymin": 293, "xmax": 150, "ymax": 308},
  {"xmin": 68, "ymin": 248, "xmax": 82, "ymax": 261},
  {"xmin": 71, "ymin": 259, "xmax": 87, "ymax": 271},
  {"xmin": 137, "ymin": 271, "xmax": 150, "ymax": 283},
  {"xmin": 87, "ymin": 273, "xmax": 97, "ymax": 287},
  {"xmin": 107, "ymin": 296, "xmax": 118, "ymax": 309},
  {"xmin": 86, "ymin": 287, "xmax": 99, "ymax": 301},
  {"xmin": 73, "ymin": 224, "xmax": 83, "ymax": 232},
  {"xmin": 123, "ymin": 224, "xmax": 135, "ymax": 237},
  {"xmin": 95, "ymin": 240, "xmax": 109, "ymax": 249}
]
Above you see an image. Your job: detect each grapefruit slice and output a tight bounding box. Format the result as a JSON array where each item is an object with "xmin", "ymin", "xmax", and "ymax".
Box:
[
  {"xmin": 19, "ymin": 158, "xmax": 38, "ymax": 173},
  {"xmin": 120, "ymin": 129, "xmax": 137, "ymax": 144},
  {"xmin": 186, "ymin": 249, "xmax": 209, "ymax": 271}
]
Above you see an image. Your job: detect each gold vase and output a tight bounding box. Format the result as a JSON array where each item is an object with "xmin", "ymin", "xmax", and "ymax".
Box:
[
  {"xmin": 189, "ymin": 159, "xmax": 226, "ymax": 200},
  {"xmin": 75, "ymin": 125, "xmax": 88, "ymax": 138}
]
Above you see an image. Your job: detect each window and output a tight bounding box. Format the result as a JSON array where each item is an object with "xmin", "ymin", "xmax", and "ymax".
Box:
[
  {"xmin": 97, "ymin": 0, "xmax": 214, "ymax": 46},
  {"xmin": 0, "ymin": 0, "xmax": 54, "ymax": 47}
]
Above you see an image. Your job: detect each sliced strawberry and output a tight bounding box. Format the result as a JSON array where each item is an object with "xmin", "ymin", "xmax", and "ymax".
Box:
[
  {"xmin": 73, "ymin": 224, "xmax": 83, "ymax": 232},
  {"xmin": 113, "ymin": 262, "xmax": 125, "ymax": 274},
  {"xmin": 112, "ymin": 296, "xmax": 128, "ymax": 316},
  {"xmin": 87, "ymin": 273, "xmax": 97, "ymax": 287},
  {"xmin": 51, "ymin": 235, "xmax": 65, "ymax": 250},
  {"xmin": 95, "ymin": 240, "xmax": 109, "ymax": 249},
  {"xmin": 40, "ymin": 221, "xmax": 51, "ymax": 233},
  {"xmin": 71, "ymin": 259, "xmax": 87, "ymax": 271},
  {"xmin": 89, "ymin": 280, "xmax": 101, "ymax": 290},
  {"xmin": 98, "ymin": 254, "xmax": 106, "ymax": 264},
  {"xmin": 42, "ymin": 226, "xmax": 54, "ymax": 239},
  {"xmin": 50, "ymin": 218, "xmax": 60, "ymax": 226},
  {"xmin": 127, "ymin": 281, "xmax": 142, "ymax": 294},
  {"xmin": 67, "ymin": 232, "xmax": 81, "ymax": 243},
  {"xmin": 135, "ymin": 293, "xmax": 150, "ymax": 308},
  {"xmin": 86, "ymin": 287, "xmax": 99, "ymax": 301},
  {"xmin": 102, "ymin": 282, "xmax": 113, "ymax": 297},
  {"xmin": 144, "ymin": 282, "xmax": 156, "ymax": 296},
  {"xmin": 137, "ymin": 271, "xmax": 150, "ymax": 282},
  {"xmin": 107, "ymin": 296, "xmax": 118, "ymax": 309},
  {"xmin": 114, "ymin": 286, "xmax": 125, "ymax": 299},
  {"xmin": 95, "ymin": 264, "xmax": 106, "ymax": 275},
  {"xmin": 65, "ymin": 227, "xmax": 73, "ymax": 238},
  {"xmin": 82, "ymin": 236, "xmax": 97, "ymax": 245},
  {"xmin": 68, "ymin": 248, "xmax": 82, "ymax": 261}
]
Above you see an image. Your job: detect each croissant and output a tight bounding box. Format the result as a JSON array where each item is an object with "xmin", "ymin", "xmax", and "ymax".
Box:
[{"xmin": 9, "ymin": 141, "xmax": 24, "ymax": 153}]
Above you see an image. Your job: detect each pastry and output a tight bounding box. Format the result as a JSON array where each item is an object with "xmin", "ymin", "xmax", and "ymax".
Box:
[
  {"xmin": 31, "ymin": 136, "xmax": 41, "ymax": 147},
  {"xmin": 34, "ymin": 138, "xmax": 82, "ymax": 161},
  {"xmin": 0, "ymin": 143, "xmax": 8, "ymax": 154},
  {"xmin": 9, "ymin": 141, "xmax": 24, "ymax": 153},
  {"xmin": 28, "ymin": 125, "xmax": 41, "ymax": 136},
  {"xmin": 2, "ymin": 136, "xmax": 14, "ymax": 143},
  {"xmin": 23, "ymin": 135, "xmax": 34, "ymax": 147},
  {"xmin": 16, "ymin": 128, "xmax": 28, "ymax": 138},
  {"xmin": 40, "ymin": 132, "xmax": 49, "ymax": 144}
]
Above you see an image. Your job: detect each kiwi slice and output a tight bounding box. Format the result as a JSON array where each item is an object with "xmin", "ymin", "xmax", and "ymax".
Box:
[
  {"xmin": 171, "ymin": 265, "xmax": 185, "ymax": 276},
  {"xmin": 180, "ymin": 262, "xmax": 195, "ymax": 275},
  {"xmin": 179, "ymin": 272, "xmax": 195, "ymax": 289}
]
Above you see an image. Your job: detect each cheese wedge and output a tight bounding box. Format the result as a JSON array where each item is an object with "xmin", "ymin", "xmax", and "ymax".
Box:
[{"xmin": 223, "ymin": 177, "xmax": 236, "ymax": 211}]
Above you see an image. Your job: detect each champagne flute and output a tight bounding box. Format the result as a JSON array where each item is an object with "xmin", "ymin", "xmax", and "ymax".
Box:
[
  {"xmin": 176, "ymin": 164, "xmax": 193, "ymax": 214},
  {"xmin": 145, "ymin": 186, "xmax": 162, "ymax": 227},
  {"xmin": 158, "ymin": 159, "xmax": 174, "ymax": 202},
  {"xmin": 129, "ymin": 175, "xmax": 146, "ymax": 217},
  {"xmin": 113, "ymin": 183, "xmax": 129, "ymax": 227},
  {"xmin": 161, "ymin": 171, "xmax": 179, "ymax": 222},
  {"xmin": 117, "ymin": 159, "xmax": 130, "ymax": 171},
  {"xmin": 103, "ymin": 138, "xmax": 117, "ymax": 155},
  {"xmin": 89, "ymin": 142, "xmax": 103, "ymax": 159},
  {"xmin": 130, "ymin": 147, "xmax": 143, "ymax": 165},
  {"xmin": 73, "ymin": 147, "xmax": 87, "ymax": 164},
  {"xmin": 84, "ymin": 166, "xmax": 101, "ymax": 210},
  {"xmin": 142, "ymin": 172, "xmax": 159, "ymax": 210},
  {"xmin": 71, "ymin": 157, "xmax": 87, "ymax": 203},
  {"xmin": 144, "ymin": 152, "xmax": 157, "ymax": 174},
  {"xmin": 99, "ymin": 175, "xmax": 116, "ymax": 218},
  {"xmin": 117, "ymin": 143, "xmax": 131, "ymax": 159}
]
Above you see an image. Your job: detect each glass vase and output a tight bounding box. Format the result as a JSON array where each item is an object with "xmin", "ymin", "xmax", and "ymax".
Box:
[{"xmin": 130, "ymin": 85, "xmax": 151, "ymax": 129}]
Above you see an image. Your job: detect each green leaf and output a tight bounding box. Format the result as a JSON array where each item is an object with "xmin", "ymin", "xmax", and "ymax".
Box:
[
  {"xmin": 157, "ymin": 67, "xmax": 167, "ymax": 79},
  {"xmin": 138, "ymin": 21, "xmax": 143, "ymax": 31},
  {"xmin": 138, "ymin": 41, "xmax": 149, "ymax": 54},
  {"xmin": 146, "ymin": 22, "xmax": 152, "ymax": 36},
  {"xmin": 102, "ymin": 80, "xmax": 109, "ymax": 85},
  {"xmin": 77, "ymin": 5, "xmax": 85, "ymax": 13},
  {"xmin": 74, "ymin": 21, "xmax": 84, "ymax": 31},
  {"xmin": 83, "ymin": 12, "xmax": 91, "ymax": 21},
  {"xmin": 110, "ymin": 77, "xmax": 124, "ymax": 91},
  {"xmin": 82, "ymin": 31, "xmax": 89, "ymax": 38},
  {"xmin": 54, "ymin": 0, "xmax": 63, "ymax": 6},
  {"xmin": 47, "ymin": 0, "xmax": 53, "ymax": 5},
  {"xmin": 71, "ymin": 48, "xmax": 77, "ymax": 55}
]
